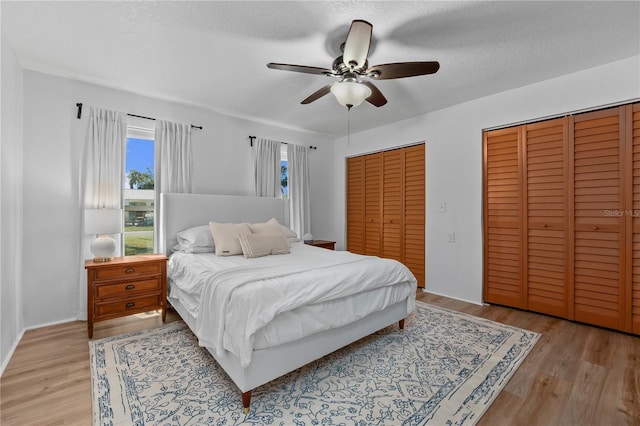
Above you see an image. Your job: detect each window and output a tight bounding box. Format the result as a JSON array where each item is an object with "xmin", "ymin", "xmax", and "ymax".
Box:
[
  {"xmin": 124, "ymin": 125, "xmax": 155, "ymax": 255},
  {"xmin": 280, "ymin": 143, "xmax": 288, "ymax": 198}
]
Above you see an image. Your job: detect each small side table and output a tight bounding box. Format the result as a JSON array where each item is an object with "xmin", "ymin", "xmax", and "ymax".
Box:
[
  {"xmin": 305, "ymin": 240, "xmax": 336, "ymax": 250},
  {"xmin": 85, "ymin": 254, "xmax": 167, "ymax": 338}
]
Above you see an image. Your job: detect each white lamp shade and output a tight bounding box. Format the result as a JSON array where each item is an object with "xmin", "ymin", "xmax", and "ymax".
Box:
[
  {"xmin": 84, "ymin": 209, "xmax": 123, "ymax": 235},
  {"xmin": 330, "ymin": 82, "xmax": 372, "ymax": 108}
]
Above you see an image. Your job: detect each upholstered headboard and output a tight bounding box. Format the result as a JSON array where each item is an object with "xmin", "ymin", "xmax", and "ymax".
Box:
[{"xmin": 160, "ymin": 193, "xmax": 289, "ymax": 255}]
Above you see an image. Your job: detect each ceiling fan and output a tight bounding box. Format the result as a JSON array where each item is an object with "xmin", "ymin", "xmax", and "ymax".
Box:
[{"xmin": 267, "ymin": 20, "xmax": 440, "ymax": 109}]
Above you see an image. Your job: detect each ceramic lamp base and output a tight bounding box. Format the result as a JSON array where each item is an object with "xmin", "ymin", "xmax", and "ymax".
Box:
[{"xmin": 90, "ymin": 234, "xmax": 117, "ymax": 262}]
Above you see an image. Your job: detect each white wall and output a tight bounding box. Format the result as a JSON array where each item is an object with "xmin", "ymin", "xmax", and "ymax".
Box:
[
  {"xmin": 1, "ymin": 32, "xmax": 24, "ymax": 374},
  {"xmin": 20, "ymin": 70, "xmax": 334, "ymax": 327},
  {"xmin": 332, "ymin": 55, "xmax": 640, "ymax": 305}
]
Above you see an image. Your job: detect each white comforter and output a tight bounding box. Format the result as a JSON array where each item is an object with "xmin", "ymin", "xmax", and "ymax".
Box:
[{"xmin": 168, "ymin": 243, "xmax": 417, "ymax": 367}]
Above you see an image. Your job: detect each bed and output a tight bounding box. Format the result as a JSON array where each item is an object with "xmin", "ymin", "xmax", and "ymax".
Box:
[{"xmin": 160, "ymin": 193, "xmax": 418, "ymax": 412}]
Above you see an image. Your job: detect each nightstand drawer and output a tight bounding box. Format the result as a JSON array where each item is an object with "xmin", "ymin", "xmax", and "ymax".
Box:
[
  {"xmin": 94, "ymin": 262, "xmax": 162, "ymax": 281},
  {"xmin": 95, "ymin": 294, "xmax": 162, "ymax": 318},
  {"xmin": 95, "ymin": 278, "xmax": 162, "ymax": 299}
]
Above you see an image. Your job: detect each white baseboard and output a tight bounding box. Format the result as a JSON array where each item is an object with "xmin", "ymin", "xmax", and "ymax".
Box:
[
  {"xmin": 1, "ymin": 328, "xmax": 25, "ymax": 377},
  {"xmin": 1, "ymin": 317, "xmax": 78, "ymax": 377},
  {"xmin": 421, "ymin": 288, "xmax": 484, "ymax": 306},
  {"xmin": 23, "ymin": 317, "xmax": 78, "ymax": 332}
]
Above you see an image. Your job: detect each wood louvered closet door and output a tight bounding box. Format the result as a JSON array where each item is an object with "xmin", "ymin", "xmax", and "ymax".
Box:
[
  {"xmin": 629, "ymin": 103, "xmax": 640, "ymax": 334},
  {"xmin": 572, "ymin": 108, "xmax": 625, "ymax": 330},
  {"xmin": 347, "ymin": 144, "xmax": 425, "ymax": 288},
  {"xmin": 525, "ymin": 118, "xmax": 569, "ymax": 318},
  {"xmin": 364, "ymin": 154, "xmax": 383, "ymax": 256},
  {"xmin": 403, "ymin": 144, "xmax": 426, "ymax": 287},
  {"xmin": 484, "ymin": 102, "xmax": 640, "ymax": 335},
  {"xmin": 346, "ymin": 156, "xmax": 365, "ymax": 254},
  {"xmin": 382, "ymin": 149, "xmax": 404, "ymax": 263},
  {"xmin": 484, "ymin": 128, "xmax": 524, "ymax": 308}
]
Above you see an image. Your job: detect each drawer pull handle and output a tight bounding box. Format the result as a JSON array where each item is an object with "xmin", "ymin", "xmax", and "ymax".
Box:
[
  {"xmin": 593, "ymin": 226, "xmax": 599, "ymax": 230},
  {"xmin": 126, "ymin": 302, "xmax": 135, "ymax": 308},
  {"xmin": 125, "ymin": 284, "xmax": 135, "ymax": 290},
  {"xmin": 543, "ymin": 224, "xmax": 548, "ymax": 228},
  {"xmin": 125, "ymin": 268, "xmax": 135, "ymax": 274}
]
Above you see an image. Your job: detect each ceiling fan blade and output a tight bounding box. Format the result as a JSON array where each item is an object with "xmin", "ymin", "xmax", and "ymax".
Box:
[
  {"xmin": 267, "ymin": 63, "xmax": 335, "ymax": 76},
  {"xmin": 367, "ymin": 61, "xmax": 440, "ymax": 80},
  {"xmin": 342, "ymin": 20, "xmax": 372, "ymax": 70},
  {"xmin": 301, "ymin": 84, "xmax": 333, "ymax": 104},
  {"xmin": 361, "ymin": 81, "xmax": 387, "ymax": 107}
]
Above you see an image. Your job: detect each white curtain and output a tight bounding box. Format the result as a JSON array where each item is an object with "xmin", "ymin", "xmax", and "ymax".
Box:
[
  {"xmin": 78, "ymin": 107, "xmax": 127, "ymax": 319},
  {"xmin": 154, "ymin": 120, "xmax": 193, "ymax": 251},
  {"xmin": 253, "ymin": 138, "xmax": 281, "ymax": 197},
  {"xmin": 287, "ymin": 143, "xmax": 311, "ymax": 239}
]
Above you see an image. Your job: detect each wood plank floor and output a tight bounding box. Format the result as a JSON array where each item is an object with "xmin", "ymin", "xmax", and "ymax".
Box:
[{"xmin": 1, "ymin": 292, "xmax": 639, "ymax": 425}]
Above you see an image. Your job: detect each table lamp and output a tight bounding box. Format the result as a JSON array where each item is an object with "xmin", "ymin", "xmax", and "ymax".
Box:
[{"xmin": 84, "ymin": 208, "xmax": 123, "ymax": 262}]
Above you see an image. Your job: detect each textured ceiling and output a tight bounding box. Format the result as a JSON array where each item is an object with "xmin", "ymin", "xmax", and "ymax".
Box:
[{"xmin": 2, "ymin": 1, "xmax": 639, "ymax": 137}]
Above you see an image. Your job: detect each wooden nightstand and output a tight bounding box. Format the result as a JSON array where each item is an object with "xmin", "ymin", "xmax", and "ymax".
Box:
[
  {"xmin": 85, "ymin": 254, "xmax": 167, "ymax": 338},
  {"xmin": 305, "ymin": 240, "xmax": 336, "ymax": 250}
]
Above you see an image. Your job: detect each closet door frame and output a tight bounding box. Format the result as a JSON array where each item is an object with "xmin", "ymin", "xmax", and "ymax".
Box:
[{"xmin": 484, "ymin": 101, "xmax": 640, "ymax": 334}]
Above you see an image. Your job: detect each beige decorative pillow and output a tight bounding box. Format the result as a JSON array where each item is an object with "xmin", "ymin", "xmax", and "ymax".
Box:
[
  {"xmin": 237, "ymin": 233, "xmax": 291, "ymax": 258},
  {"xmin": 248, "ymin": 218, "xmax": 284, "ymax": 235},
  {"xmin": 209, "ymin": 222, "xmax": 252, "ymax": 256}
]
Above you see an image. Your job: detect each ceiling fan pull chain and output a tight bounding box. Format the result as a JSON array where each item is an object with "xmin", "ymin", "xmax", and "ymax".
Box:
[{"xmin": 348, "ymin": 107, "xmax": 351, "ymax": 146}]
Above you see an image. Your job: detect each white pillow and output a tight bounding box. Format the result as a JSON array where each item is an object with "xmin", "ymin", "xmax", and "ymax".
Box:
[
  {"xmin": 237, "ymin": 233, "xmax": 291, "ymax": 258},
  {"xmin": 280, "ymin": 224, "xmax": 298, "ymax": 239},
  {"xmin": 209, "ymin": 222, "xmax": 252, "ymax": 256},
  {"xmin": 175, "ymin": 225, "xmax": 215, "ymax": 252}
]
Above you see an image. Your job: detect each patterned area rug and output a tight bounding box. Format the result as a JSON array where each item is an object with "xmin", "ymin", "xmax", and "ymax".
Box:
[{"xmin": 89, "ymin": 301, "xmax": 539, "ymax": 425}]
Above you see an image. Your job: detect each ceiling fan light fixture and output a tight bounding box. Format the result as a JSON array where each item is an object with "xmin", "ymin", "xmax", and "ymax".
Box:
[{"xmin": 330, "ymin": 81, "xmax": 372, "ymax": 109}]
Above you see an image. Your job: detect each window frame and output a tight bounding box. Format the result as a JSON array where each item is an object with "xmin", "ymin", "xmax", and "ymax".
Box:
[{"xmin": 124, "ymin": 123, "xmax": 156, "ymax": 255}]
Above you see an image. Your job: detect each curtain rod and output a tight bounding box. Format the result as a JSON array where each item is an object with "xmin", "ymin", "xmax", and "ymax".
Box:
[
  {"xmin": 248, "ymin": 135, "xmax": 317, "ymax": 150},
  {"xmin": 75, "ymin": 103, "xmax": 203, "ymax": 129}
]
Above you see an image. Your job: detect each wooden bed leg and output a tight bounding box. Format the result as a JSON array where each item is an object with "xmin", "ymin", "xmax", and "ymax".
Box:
[
  {"xmin": 242, "ymin": 391, "xmax": 251, "ymax": 414},
  {"xmin": 399, "ymin": 319, "xmax": 405, "ymax": 334}
]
